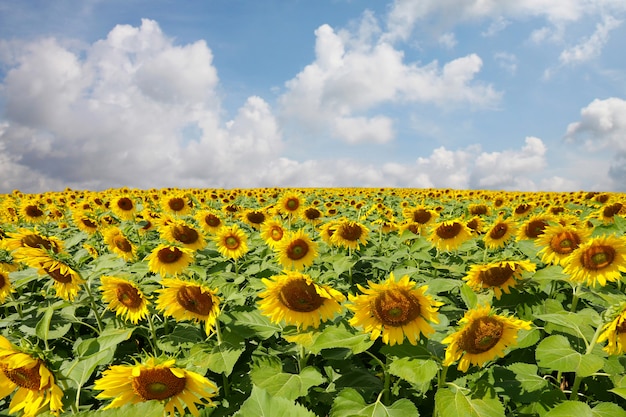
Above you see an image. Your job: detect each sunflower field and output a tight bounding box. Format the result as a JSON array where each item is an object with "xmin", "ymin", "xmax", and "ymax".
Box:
[{"xmin": 1, "ymin": 187, "xmax": 626, "ymax": 417}]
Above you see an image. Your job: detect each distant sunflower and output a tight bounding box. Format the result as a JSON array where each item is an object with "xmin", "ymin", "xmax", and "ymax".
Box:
[
  {"xmin": 214, "ymin": 224, "xmax": 248, "ymax": 260},
  {"xmin": 442, "ymin": 305, "xmax": 532, "ymax": 372},
  {"xmin": 347, "ymin": 273, "xmax": 442, "ymax": 346},
  {"xmin": 160, "ymin": 220, "xmax": 206, "ymax": 251},
  {"xmin": 402, "ymin": 206, "xmax": 438, "ymax": 231},
  {"xmin": 146, "ymin": 244, "xmax": 194, "ymax": 277},
  {"xmin": 0, "ymin": 336, "xmax": 64, "ymax": 417},
  {"xmin": 463, "ymin": 260, "xmax": 536, "ymax": 299},
  {"xmin": 156, "ymin": 278, "xmax": 221, "ymax": 335},
  {"xmin": 0, "ymin": 268, "xmax": 14, "ymax": 303},
  {"xmin": 18, "ymin": 200, "xmax": 47, "ymax": 224},
  {"xmin": 302, "ymin": 206, "xmax": 323, "ymax": 225},
  {"xmin": 103, "ymin": 227, "xmax": 136, "ymax": 261},
  {"xmin": 483, "ymin": 217, "xmax": 517, "ymax": 249},
  {"xmin": 195, "ymin": 209, "xmax": 223, "ymax": 234},
  {"xmin": 71, "ymin": 210, "xmax": 100, "ymax": 234},
  {"xmin": 562, "ymin": 235, "xmax": 626, "ymax": 287},
  {"xmin": 100, "ymin": 276, "xmax": 150, "ymax": 324},
  {"xmin": 110, "ymin": 195, "xmax": 137, "ymax": 220},
  {"xmin": 275, "ymin": 229, "xmax": 318, "ymax": 270},
  {"xmin": 258, "ymin": 271, "xmax": 345, "ymax": 329},
  {"xmin": 260, "ymin": 219, "xmax": 286, "ymax": 249},
  {"xmin": 516, "ymin": 215, "xmax": 553, "ymax": 241},
  {"xmin": 535, "ymin": 223, "xmax": 590, "ymax": 266},
  {"xmin": 161, "ymin": 193, "xmax": 192, "ymax": 217},
  {"xmin": 94, "ymin": 357, "xmax": 217, "ymax": 416},
  {"xmin": 276, "ymin": 191, "xmax": 303, "ymax": 219},
  {"xmin": 330, "ymin": 219, "xmax": 370, "ymax": 250},
  {"xmin": 240, "ymin": 208, "xmax": 267, "ymax": 229},
  {"xmin": 428, "ymin": 219, "xmax": 473, "ymax": 251},
  {"xmin": 598, "ymin": 304, "xmax": 626, "ymax": 355},
  {"xmin": 30, "ymin": 254, "xmax": 85, "ymax": 301}
]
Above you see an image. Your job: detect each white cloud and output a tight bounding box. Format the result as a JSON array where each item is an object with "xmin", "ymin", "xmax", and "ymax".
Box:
[
  {"xmin": 494, "ymin": 52, "xmax": 518, "ymax": 75},
  {"xmin": 438, "ymin": 32, "xmax": 457, "ymax": 49},
  {"xmin": 482, "ymin": 16, "xmax": 511, "ymax": 37},
  {"xmin": 559, "ymin": 15, "xmax": 622, "ymax": 65},
  {"xmin": 332, "ymin": 116, "xmax": 394, "ymax": 144}
]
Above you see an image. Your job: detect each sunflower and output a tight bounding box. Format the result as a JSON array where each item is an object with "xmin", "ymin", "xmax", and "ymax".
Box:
[
  {"xmin": 160, "ymin": 220, "xmax": 206, "ymax": 251},
  {"xmin": 562, "ymin": 235, "xmax": 626, "ymax": 287},
  {"xmin": 598, "ymin": 303, "xmax": 626, "ymax": 355},
  {"xmin": 214, "ymin": 224, "xmax": 248, "ymax": 260},
  {"xmin": 71, "ymin": 210, "xmax": 100, "ymax": 234},
  {"xmin": 428, "ymin": 219, "xmax": 474, "ymax": 251},
  {"xmin": 4, "ymin": 229, "xmax": 64, "ymax": 263},
  {"xmin": 18, "ymin": 200, "xmax": 47, "ymax": 224},
  {"xmin": 161, "ymin": 193, "xmax": 192, "ymax": 217},
  {"xmin": 516, "ymin": 214, "xmax": 553, "ymax": 241},
  {"xmin": 240, "ymin": 208, "xmax": 267, "ymax": 229},
  {"xmin": 402, "ymin": 206, "xmax": 438, "ymax": 230},
  {"xmin": 302, "ymin": 206, "xmax": 323, "ymax": 225},
  {"xmin": 347, "ymin": 273, "xmax": 442, "ymax": 346},
  {"xmin": 463, "ymin": 260, "xmax": 536, "ymax": 299},
  {"xmin": 276, "ymin": 191, "xmax": 303, "ymax": 219},
  {"xmin": 329, "ymin": 219, "xmax": 370, "ymax": 250},
  {"xmin": 0, "ymin": 336, "xmax": 64, "ymax": 417},
  {"xmin": 28, "ymin": 253, "xmax": 85, "ymax": 301},
  {"xmin": 155, "ymin": 278, "xmax": 221, "ymax": 335},
  {"xmin": 195, "ymin": 209, "xmax": 224, "ymax": 234},
  {"xmin": 535, "ymin": 223, "xmax": 591, "ymax": 266},
  {"xmin": 483, "ymin": 217, "xmax": 518, "ymax": 249},
  {"xmin": 260, "ymin": 219, "xmax": 287, "ymax": 248},
  {"xmin": 275, "ymin": 229, "xmax": 318, "ymax": 270},
  {"xmin": 258, "ymin": 271, "xmax": 345, "ymax": 329},
  {"xmin": 102, "ymin": 226, "xmax": 136, "ymax": 261},
  {"xmin": 100, "ymin": 276, "xmax": 150, "ymax": 324},
  {"xmin": 442, "ymin": 305, "xmax": 532, "ymax": 372},
  {"xmin": 110, "ymin": 195, "xmax": 137, "ymax": 220},
  {"xmin": 94, "ymin": 356, "xmax": 217, "ymax": 416},
  {"xmin": 146, "ymin": 244, "xmax": 194, "ymax": 277},
  {"xmin": 0, "ymin": 268, "xmax": 14, "ymax": 303},
  {"xmin": 319, "ymin": 220, "xmax": 338, "ymax": 245}
]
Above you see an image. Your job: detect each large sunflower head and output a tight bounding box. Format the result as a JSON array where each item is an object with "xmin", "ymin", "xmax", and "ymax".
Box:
[
  {"xmin": 0, "ymin": 336, "xmax": 64, "ymax": 417},
  {"xmin": 102, "ymin": 227, "xmax": 137, "ymax": 262},
  {"xmin": 535, "ymin": 223, "xmax": 591, "ymax": 266},
  {"xmin": 100, "ymin": 276, "xmax": 150, "ymax": 324},
  {"xmin": 155, "ymin": 278, "xmax": 221, "ymax": 335},
  {"xmin": 463, "ymin": 260, "xmax": 536, "ymax": 300},
  {"xmin": 195, "ymin": 210, "xmax": 224, "ymax": 234},
  {"xmin": 161, "ymin": 193, "xmax": 192, "ymax": 217},
  {"xmin": 276, "ymin": 191, "xmax": 303, "ymax": 218},
  {"xmin": 347, "ymin": 273, "xmax": 442, "ymax": 346},
  {"xmin": 146, "ymin": 244, "xmax": 194, "ymax": 277},
  {"xmin": 442, "ymin": 305, "xmax": 532, "ymax": 372},
  {"xmin": 562, "ymin": 235, "xmax": 626, "ymax": 287},
  {"xmin": 29, "ymin": 253, "xmax": 85, "ymax": 301},
  {"xmin": 258, "ymin": 271, "xmax": 345, "ymax": 330},
  {"xmin": 240, "ymin": 208, "xmax": 268, "ymax": 229},
  {"xmin": 329, "ymin": 219, "xmax": 370, "ymax": 250},
  {"xmin": 214, "ymin": 224, "xmax": 248, "ymax": 260},
  {"xmin": 275, "ymin": 229, "xmax": 318, "ymax": 271},
  {"xmin": 428, "ymin": 218, "xmax": 474, "ymax": 251},
  {"xmin": 94, "ymin": 356, "xmax": 217, "ymax": 416},
  {"xmin": 483, "ymin": 217, "xmax": 517, "ymax": 249},
  {"xmin": 160, "ymin": 220, "xmax": 206, "ymax": 251},
  {"xmin": 71, "ymin": 210, "xmax": 100, "ymax": 234},
  {"xmin": 110, "ymin": 195, "xmax": 137, "ymax": 220},
  {"xmin": 402, "ymin": 206, "xmax": 438, "ymax": 226},
  {"xmin": 260, "ymin": 219, "xmax": 287, "ymax": 249},
  {"xmin": 598, "ymin": 303, "xmax": 626, "ymax": 355},
  {"xmin": 516, "ymin": 215, "xmax": 553, "ymax": 241},
  {"xmin": 18, "ymin": 200, "xmax": 47, "ymax": 224},
  {"xmin": 4, "ymin": 228, "xmax": 64, "ymax": 257}
]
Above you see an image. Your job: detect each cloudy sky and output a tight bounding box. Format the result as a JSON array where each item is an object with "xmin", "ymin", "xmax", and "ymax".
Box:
[{"xmin": 0, "ymin": 0, "xmax": 625, "ymax": 194}]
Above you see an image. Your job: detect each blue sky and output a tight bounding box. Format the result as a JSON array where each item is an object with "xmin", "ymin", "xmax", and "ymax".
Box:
[{"xmin": 1, "ymin": 0, "xmax": 625, "ymax": 193}]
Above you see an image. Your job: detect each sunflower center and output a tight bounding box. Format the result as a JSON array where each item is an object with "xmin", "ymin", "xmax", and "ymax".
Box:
[
  {"xmin": 172, "ymin": 225, "xmax": 199, "ymax": 245},
  {"xmin": 21, "ymin": 234, "xmax": 57, "ymax": 252},
  {"xmin": 46, "ymin": 267, "xmax": 73, "ymax": 284},
  {"xmin": 116, "ymin": 283, "xmax": 143, "ymax": 309},
  {"xmin": 372, "ymin": 289, "xmax": 421, "ymax": 327},
  {"xmin": 168, "ymin": 198, "xmax": 186, "ymax": 211},
  {"xmin": 2, "ymin": 362, "xmax": 48, "ymax": 390},
  {"xmin": 132, "ymin": 368, "xmax": 186, "ymax": 401},
  {"xmin": 436, "ymin": 222, "xmax": 462, "ymax": 239},
  {"xmin": 204, "ymin": 214, "xmax": 221, "ymax": 228},
  {"xmin": 176, "ymin": 285, "xmax": 213, "ymax": 316},
  {"xmin": 466, "ymin": 219, "xmax": 479, "ymax": 232},
  {"xmin": 525, "ymin": 220, "xmax": 548, "ymax": 238},
  {"xmin": 157, "ymin": 247, "xmax": 183, "ymax": 264},
  {"xmin": 25, "ymin": 205, "xmax": 44, "ymax": 218},
  {"xmin": 413, "ymin": 209, "xmax": 432, "ymax": 224},
  {"xmin": 114, "ymin": 236, "xmax": 133, "ymax": 253},
  {"xmin": 304, "ymin": 208, "xmax": 321, "ymax": 220},
  {"xmin": 581, "ymin": 245, "xmax": 615, "ymax": 270},
  {"xmin": 117, "ymin": 197, "xmax": 133, "ymax": 211},
  {"xmin": 489, "ymin": 223, "xmax": 508, "ymax": 240},
  {"xmin": 286, "ymin": 198, "xmax": 300, "ymax": 211},
  {"xmin": 247, "ymin": 211, "xmax": 266, "ymax": 225},
  {"xmin": 470, "ymin": 205, "xmax": 488, "ymax": 216},
  {"xmin": 225, "ymin": 236, "xmax": 240, "ymax": 249},
  {"xmin": 459, "ymin": 316, "xmax": 504, "ymax": 354},
  {"xmin": 0, "ymin": 272, "xmax": 6, "ymax": 288},
  {"xmin": 270, "ymin": 227, "xmax": 284, "ymax": 241},
  {"xmin": 340, "ymin": 224, "xmax": 363, "ymax": 241},
  {"xmin": 515, "ymin": 204, "xmax": 532, "ymax": 215},
  {"xmin": 286, "ymin": 239, "xmax": 309, "ymax": 260},
  {"xmin": 279, "ymin": 279, "xmax": 324, "ymax": 312},
  {"xmin": 550, "ymin": 231, "xmax": 581, "ymax": 255},
  {"xmin": 480, "ymin": 265, "xmax": 515, "ymax": 286},
  {"xmin": 82, "ymin": 218, "xmax": 98, "ymax": 229},
  {"xmin": 603, "ymin": 203, "xmax": 622, "ymax": 218},
  {"xmin": 407, "ymin": 224, "xmax": 420, "ymax": 234},
  {"xmin": 616, "ymin": 320, "xmax": 626, "ymax": 334}
]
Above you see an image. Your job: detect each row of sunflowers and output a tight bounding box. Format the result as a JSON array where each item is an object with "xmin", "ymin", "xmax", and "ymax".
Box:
[{"xmin": 1, "ymin": 187, "xmax": 626, "ymax": 417}]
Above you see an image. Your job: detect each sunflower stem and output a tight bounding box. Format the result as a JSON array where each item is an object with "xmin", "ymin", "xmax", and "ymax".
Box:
[
  {"xmin": 82, "ymin": 279, "xmax": 104, "ymax": 334},
  {"xmin": 365, "ymin": 351, "xmax": 390, "ymax": 405},
  {"xmin": 570, "ymin": 283, "xmax": 582, "ymax": 313},
  {"xmin": 9, "ymin": 292, "xmax": 23, "ymax": 319},
  {"xmin": 569, "ymin": 323, "xmax": 604, "ymax": 401},
  {"xmin": 147, "ymin": 312, "xmax": 160, "ymax": 356},
  {"xmin": 214, "ymin": 319, "xmax": 231, "ymax": 398}
]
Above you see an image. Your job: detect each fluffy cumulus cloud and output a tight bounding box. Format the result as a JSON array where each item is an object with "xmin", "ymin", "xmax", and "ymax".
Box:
[
  {"xmin": 0, "ymin": 19, "xmax": 283, "ymax": 192},
  {"xmin": 564, "ymin": 97, "xmax": 626, "ymax": 189}
]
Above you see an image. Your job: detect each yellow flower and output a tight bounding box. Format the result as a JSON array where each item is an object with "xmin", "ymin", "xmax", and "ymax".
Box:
[
  {"xmin": 71, "ymin": 210, "xmax": 100, "ymax": 234},
  {"xmin": 401, "ymin": 205, "xmax": 438, "ymax": 231},
  {"xmin": 160, "ymin": 192, "xmax": 192, "ymax": 216},
  {"xmin": 428, "ymin": 218, "xmax": 473, "ymax": 251},
  {"xmin": 347, "ymin": 273, "xmax": 442, "ymax": 346},
  {"xmin": 4, "ymin": 229, "xmax": 64, "ymax": 265},
  {"xmin": 102, "ymin": 227, "xmax": 137, "ymax": 261},
  {"xmin": 159, "ymin": 220, "xmax": 206, "ymax": 251},
  {"xmin": 0, "ymin": 267, "xmax": 14, "ymax": 303},
  {"xmin": 258, "ymin": 271, "xmax": 345, "ymax": 329},
  {"xmin": 146, "ymin": 244, "xmax": 194, "ymax": 277},
  {"xmin": 483, "ymin": 216, "xmax": 517, "ymax": 249},
  {"xmin": 329, "ymin": 219, "xmax": 370, "ymax": 250},
  {"xmin": 156, "ymin": 278, "xmax": 221, "ymax": 335},
  {"xmin": 442, "ymin": 305, "xmax": 532, "ymax": 372},
  {"xmin": 110, "ymin": 195, "xmax": 137, "ymax": 220},
  {"xmin": 214, "ymin": 224, "xmax": 248, "ymax": 260},
  {"xmin": 598, "ymin": 304, "xmax": 626, "ymax": 355},
  {"xmin": 240, "ymin": 208, "xmax": 268, "ymax": 229},
  {"xmin": 28, "ymin": 253, "xmax": 85, "ymax": 301},
  {"xmin": 535, "ymin": 223, "xmax": 591, "ymax": 266},
  {"xmin": 94, "ymin": 357, "xmax": 217, "ymax": 416},
  {"xmin": 276, "ymin": 191, "xmax": 303, "ymax": 218},
  {"xmin": 18, "ymin": 200, "xmax": 47, "ymax": 224},
  {"xmin": 0, "ymin": 336, "xmax": 64, "ymax": 417},
  {"xmin": 275, "ymin": 229, "xmax": 318, "ymax": 271},
  {"xmin": 100, "ymin": 276, "xmax": 150, "ymax": 324},
  {"xmin": 516, "ymin": 214, "xmax": 553, "ymax": 241},
  {"xmin": 463, "ymin": 260, "xmax": 536, "ymax": 299},
  {"xmin": 562, "ymin": 235, "xmax": 626, "ymax": 287},
  {"xmin": 195, "ymin": 209, "xmax": 224, "ymax": 234},
  {"xmin": 260, "ymin": 219, "xmax": 287, "ymax": 248}
]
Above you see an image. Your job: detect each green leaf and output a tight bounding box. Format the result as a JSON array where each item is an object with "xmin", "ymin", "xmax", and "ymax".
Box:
[
  {"xmin": 226, "ymin": 307, "xmax": 282, "ymax": 340},
  {"xmin": 307, "ymin": 324, "xmax": 374, "ymax": 355},
  {"xmin": 35, "ymin": 304, "xmax": 72, "ymax": 340},
  {"xmin": 535, "ymin": 308, "xmax": 600, "ymax": 342},
  {"xmin": 72, "ymin": 400, "xmax": 165, "ymax": 416},
  {"xmin": 460, "ymin": 283, "xmax": 478, "ymax": 309},
  {"xmin": 329, "ymin": 388, "xmax": 420, "ymax": 417},
  {"xmin": 592, "ymin": 402, "xmax": 626, "ymax": 417},
  {"xmin": 435, "ymin": 388, "xmax": 505, "ymax": 417},
  {"xmin": 505, "ymin": 363, "xmax": 548, "ymax": 393},
  {"xmin": 250, "ymin": 360, "xmax": 325, "ymax": 401},
  {"xmin": 535, "ymin": 335, "xmax": 604, "ymax": 377},
  {"xmin": 388, "ymin": 357, "xmax": 438, "ymax": 393},
  {"xmin": 544, "ymin": 401, "xmax": 593, "ymax": 417},
  {"xmin": 532, "ymin": 265, "xmax": 570, "ymax": 282},
  {"xmin": 331, "ymin": 254, "xmax": 358, "ymax": 276},
  {"xmin": 61, "ymin": 348, "xmax": 115, "ymax": 387},
  {"xmin": 609, "ymin": 388, "xmax": 626, "ymax": 400},
  {"xmin": 205, "ymin": 341, "xmax": 246, "ymax": 376},
  {"xmin": 233, "ymin": 385, "xmax": 316, "ymax": 417}
]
